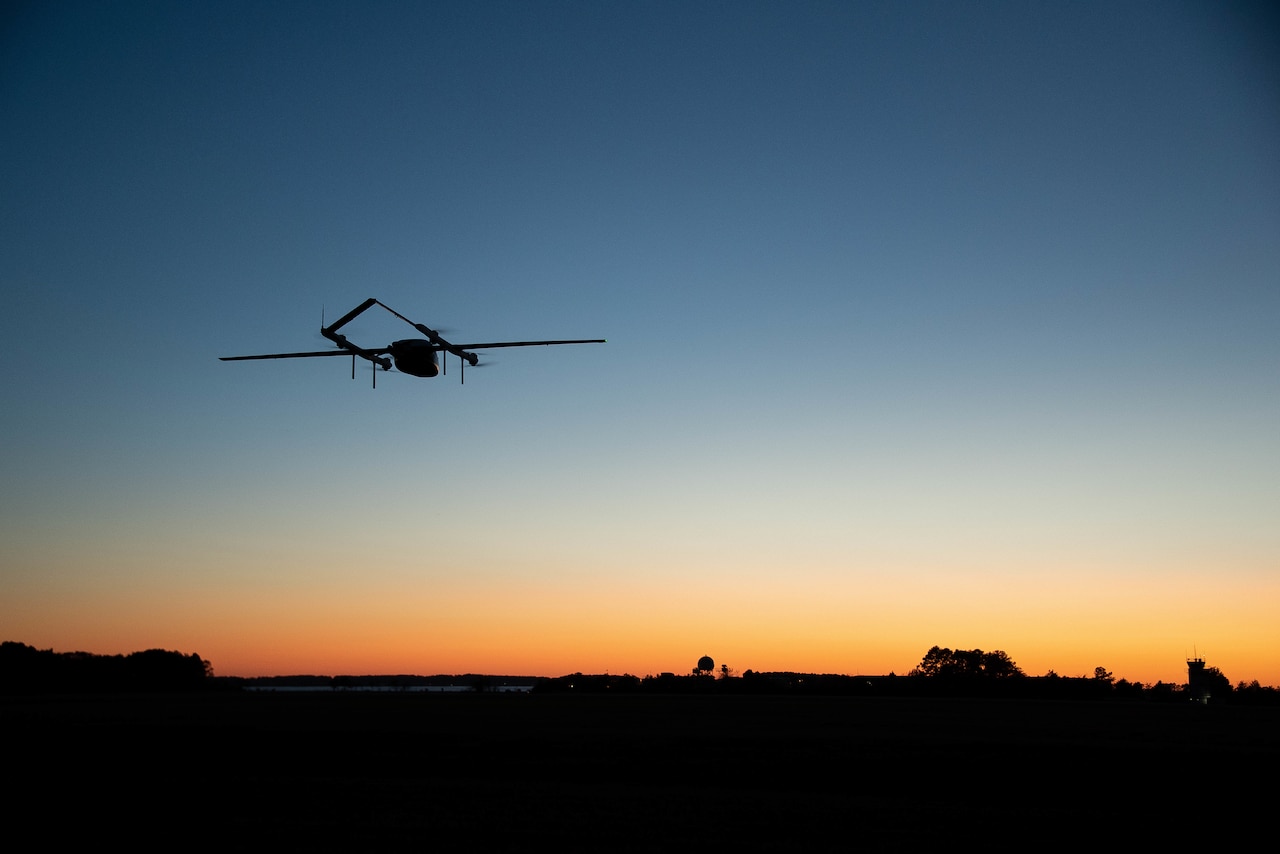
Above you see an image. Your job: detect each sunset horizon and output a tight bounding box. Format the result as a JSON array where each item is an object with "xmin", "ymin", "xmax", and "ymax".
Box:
[
  {"xmin": 3, "ymin": 3, "xmax": 1275, "ymax": 695},
  {"xmin": 8, "ymin": 632, "xmax": 1271, "ymax": 688}
]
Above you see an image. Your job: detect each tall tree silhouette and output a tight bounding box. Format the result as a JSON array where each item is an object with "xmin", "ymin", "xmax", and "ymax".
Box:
[{"xmin": 910, "ymin": 647, "xmax": 1024, "ymax": 679}]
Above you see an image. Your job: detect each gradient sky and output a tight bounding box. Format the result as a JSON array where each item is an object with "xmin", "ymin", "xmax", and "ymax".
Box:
[{"xmin": 3, "ymin": 1, "xmax": 1277, "ymax": 684}]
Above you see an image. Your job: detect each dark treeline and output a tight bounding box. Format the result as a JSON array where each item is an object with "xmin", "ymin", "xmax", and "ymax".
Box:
[
  {"xmin": 6, "ymin": 640, "xmax": 1277, "ymax": 704},
  {"xmin": 537, "ymin": 645, "xmax": 1280, "ymax": 705},
  {"xmin": 527, "ymin": 665, "xmax": 1228, "ymax": 701},
  {"xmin": 0, "ymin": 641, "xmax": 211, "ymax": 693},
  {"xmin": 532, "ymin": 670, "xmax": 1280, "ymax": 702}
]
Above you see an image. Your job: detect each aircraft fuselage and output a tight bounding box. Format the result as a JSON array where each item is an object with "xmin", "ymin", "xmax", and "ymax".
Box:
[{"xmin": 387, "ymin": 339, "xmax": 440, "ymax": 377}]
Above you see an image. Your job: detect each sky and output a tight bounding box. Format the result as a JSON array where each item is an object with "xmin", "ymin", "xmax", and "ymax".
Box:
[{"xmin": 2, "ymin": 1, "xmax": 1277, "ymax": 684}]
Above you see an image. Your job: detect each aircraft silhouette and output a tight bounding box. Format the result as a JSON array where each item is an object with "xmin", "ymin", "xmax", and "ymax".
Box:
[{"xmin": 221, "ymin": 298, "xmax": 605, "ymax": 387}]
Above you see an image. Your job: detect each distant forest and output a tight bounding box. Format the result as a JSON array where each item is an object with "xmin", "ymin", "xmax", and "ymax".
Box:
[
  {"xmin": 0, "ymin": 642, "xmax": 211, "ymax": 693},
  {"xmin": 4, "ymin": 641, "xmax": 1276, "ymax": 704}
]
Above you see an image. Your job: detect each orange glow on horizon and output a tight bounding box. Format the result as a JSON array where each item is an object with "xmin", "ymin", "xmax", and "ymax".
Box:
[{"xmin": 7, "ymin": 549, "xmax": 1277, "ymax": 685}]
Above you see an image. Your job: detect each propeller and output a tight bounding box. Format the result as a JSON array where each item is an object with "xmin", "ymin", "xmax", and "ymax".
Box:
[{"xmin": 443, "ymin": 350, "xmax": 486, "ymax": 382}]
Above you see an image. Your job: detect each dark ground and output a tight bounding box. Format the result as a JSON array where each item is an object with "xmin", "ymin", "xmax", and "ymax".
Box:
[{"xmin": 5, "ymin": 691, "xmax": 1273, "ymax": 849}]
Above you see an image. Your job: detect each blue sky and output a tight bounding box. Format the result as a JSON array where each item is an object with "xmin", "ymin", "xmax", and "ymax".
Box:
[{"xmin": 2, "ymin": 1, "xmax": 1277, "ymax": 681}]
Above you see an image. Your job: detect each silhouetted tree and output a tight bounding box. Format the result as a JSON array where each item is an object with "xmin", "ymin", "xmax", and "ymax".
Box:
[
  {"xmin": 910, "ymin": 646, "xmax": 950, "ymax": 677},
  {"xmin": 980, "ymin": 650, "xmax": 1023, "ymax": 678},
  {"xmin": 1113, "ymin": 678, "xmax": 1145, "ymax": 699},
  {"xmin": 1234, "ymin": 680, "xmax": 1280, "ymax": 705},
  {"xmin": 910, "ymin": 646, "xmax": 1024, "ymax": 679},
  {"xmin": 1197, "ymin": 666, "xmax": 1232, "ymax": 701},
  {"xmin": 122, "ymin": 649, "xmax": 210, "ymax": 690},
  {"xmin": 0, "ymin": 642, "xmax": 210, "ymax": 692}
]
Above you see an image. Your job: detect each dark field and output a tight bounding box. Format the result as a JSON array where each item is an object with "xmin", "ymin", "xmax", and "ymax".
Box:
[{"xmin": 7, "ymin": 691, "xmax": 1273, "ymax": 849}]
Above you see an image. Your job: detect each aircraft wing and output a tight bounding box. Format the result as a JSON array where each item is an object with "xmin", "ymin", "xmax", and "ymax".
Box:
[
  {"xmin": 220, "ymin": 349, "xmax": 391, "ymax": 361},
  {"xmin": 442, "ymin": 339, "xmax": 606, "ymax": 350}
]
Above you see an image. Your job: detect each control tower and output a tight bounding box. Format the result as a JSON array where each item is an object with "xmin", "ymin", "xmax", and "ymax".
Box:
[{"xmin": 1187, "ymin": 655, "xmax": 1208, "ymax": 703}]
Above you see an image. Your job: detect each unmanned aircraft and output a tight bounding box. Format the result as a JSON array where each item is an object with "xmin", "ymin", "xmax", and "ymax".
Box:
[{"xmin": 220, "ymin": 298, "xmax": 605, "ymax": 387}]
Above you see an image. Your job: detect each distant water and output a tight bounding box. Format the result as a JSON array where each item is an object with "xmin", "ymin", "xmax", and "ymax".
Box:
[{"xmin": 245, "ymin": 684, "xmax": 533, "ymax": 693}]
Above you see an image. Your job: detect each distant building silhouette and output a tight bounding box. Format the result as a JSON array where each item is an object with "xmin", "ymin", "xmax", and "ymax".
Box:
[{"xmin": 1187, "ymin": 655, "xmax": 1208, "ymax": 703}]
